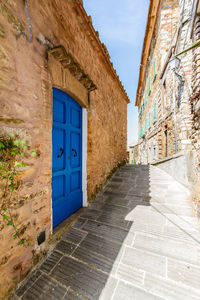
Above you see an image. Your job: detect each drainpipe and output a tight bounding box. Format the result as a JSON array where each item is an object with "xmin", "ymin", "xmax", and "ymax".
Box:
[
  {"xmin": 170, "ymin": 57, "xmax": 181, "ymax": 153},
  {"xmin": 173, "ymin": 71, "xmax": 178, "ymax": 153}
]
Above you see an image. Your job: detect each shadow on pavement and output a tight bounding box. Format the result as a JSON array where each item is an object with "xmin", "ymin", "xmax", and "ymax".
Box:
[{"xmin": 14, "ymin": 165, "xmax": 151, "ymax": 300}]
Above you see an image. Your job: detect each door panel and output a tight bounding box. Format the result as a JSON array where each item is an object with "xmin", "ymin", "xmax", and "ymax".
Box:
[
  {"xmin": 70, "ymin": 107, "xmax": 81, "ymax": 128},
  {"xmin": 70, "ymin": 132, "xmax": 81, "ymax": 168},
  {"xmin": 52, "ymin": 127, "xmax": 65, "ymax": 172},
  {"xmin": 70, "ymin": 171, "xmax": 81, "ymax": 192},
  {"xmin": 52, "ymin": 88, "xmax": 82, "ymax": 228}
]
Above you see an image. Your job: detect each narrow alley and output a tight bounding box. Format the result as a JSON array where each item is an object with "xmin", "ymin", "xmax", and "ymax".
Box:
[{"xmin": 13, "ymin": 165, "xmax": 200, "ymax": 300}]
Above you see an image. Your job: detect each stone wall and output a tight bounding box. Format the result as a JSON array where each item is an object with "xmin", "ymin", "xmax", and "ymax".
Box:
[
  {"xmin": 127, "ymin": 145, "xmax": 139, "ymax": 164},
  {"xmin": 0, "ymin": 0, "xmax": 128, "ymax": 297},
  {"xmin": 191, "ymin": 11, "xmax": 200, "ymax": 211},
  {"xmin": 137, "ymin": 0, "xmax": 193, "ymax": 167}
]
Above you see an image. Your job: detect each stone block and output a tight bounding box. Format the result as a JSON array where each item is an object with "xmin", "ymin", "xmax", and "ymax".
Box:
[
  {"xmin": 81, "ymin": 219, "xmax": 128, "ymax": 243},
  {"xmin": 51, "ymin": 256, "xmax": 108, "ymax": 300},
  {"xmin": 133, "ymin": 233, "xmax": 200, "ymax": 266},
  {"xmin": 167, "ymin": 259, "xmax": 200, "ymax": 290},
  {"xmin": 22, "ymin": 274, "xmax": 67, "ymax": 300},
  {"xmin": 144, "ymin": 273, "xmax": 200, "ymax": 300},
  {"xmin": 113, "ymin": 281, "xmax": 164, "ymax": 300},
  {"xmin": 116, "ymin": 263, "xmax": 144, "ymax": 286},
  {"xmin": 62, "ymin": 228, "xmax": 87, "ymax": 245},
  {"xmin": 55, "ymin": 240, "xmax": 76, "ymax": 255},
  {"xmin": 121, "ymin": 246, "xmax": 166, "ymax": 276}
]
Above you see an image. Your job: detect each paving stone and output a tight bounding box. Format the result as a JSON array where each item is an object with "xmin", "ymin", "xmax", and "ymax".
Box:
[
  {"xmin": 121, "ymin": 247, "xmax": 166, "ymax": 276},
  {"xmin": 116, "ymin": 263, "xmax": 144, "ymax": 286},
  {"xmin": 113, "ymin": 281, "xmax": 164, "ymax": 300},
  {"xmin": 163, "ymin": 226, "xmax": 200, "ymax": 245},
  {"xmin": 122, "ymin": 231, "xmax": 135, "ymax": 246},
  {"xmin": 125, "ymin": 194, "xmax": 143, "ymax": 201},
  {"xmin": 89, "ymin": 201, "xmax": 105, "ymax": 210},
  {"xmin": 63, "ymin": 228, "xmax": 87, "ymax": 245},
  {"xmin": 81, "ymin": 209, "xmax": 102, "ymax": 220},
  {"xmin": 14, "ymin": 165, "xmax": 200, "ymax": 300},
  {"xmin": 127, "ymin": 207, "xmax": 167, "ymax": 226},
  {"xmin": 144, "ymin": 273, "xmax": 200, "ymax": 300},
  {"xmin": 111, "ymin": 177, "xmax": 123, "ymax": 183},
  {"xmin": 81, "ymin": 219, "xmax": 128, "ymax": 243},
  {"xmin": 133, "ymin": 233, "xmax": 200, "ymax": 266},
  {"xmin": 152, "ymin": 203, "xmax": 193, "ymax": 217},
  {"xmin": 101, "ymin": 203, "xmax": 131, "ymax": 215},
  {"xmin": 72, "ymin": 245, "xmax": 114, "ymax": 273},
  {"xmin": 127, "ymin": 199, "xmax": 150, "ymax": 209},
  {"xmin": 22, "ymin": 274, "xmax": 67, "ymax": 300},
  {"xmin": 40, "ymin": 251, "xmax": 63, "ymax": 274},
  {"xmin": 72, "ymin": 217, "xmax": 87, "ymax": 229},
  {"xmin": 98, "ymin": 276, "xmax": 117, "ymax": 300},
  {"xmin": 97, "ymin": 212, "xmax": 131, "ymax": 230},
  {"xmin": 16, "ymin": 270, "xmax": 41, "ymax": 297},
  {"xmin": 103, "ymin": 190, "xmax": 127, "ymax": 198},
  {"xmin": 51, "ymin": 256, "xmax": 108, "ymax": 300},
  {"xmin": 55, "ymin": 240, "xmax": 76, "ymax": 255},
  {"xmin": 105, "ymin": 196, "xmax": 130, "ymax": 207},
  {"xmin": 79, "ymin": 233, "xmax": 122, "ymax": 261},
  {"xmin": 167, "ymin": 259, "xmax": 200, "ymax": 290},
  {"xmin": 165, "ymin": 215, "xmax": 200, "ymax": 231},
  {"xmin": 63, "ymin": 289, "xmax": 84, "ymax": 300}
]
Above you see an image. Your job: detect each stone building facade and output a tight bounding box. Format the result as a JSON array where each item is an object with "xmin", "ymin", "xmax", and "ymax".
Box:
[
  {"xmin": 136, "ymin": 0, "xmax": 194, "ymax": 182},
  {"xmin": 190, "ymin": 0, "xmax": 200, "ymax": 212},
  {"xmin": 0, "ymin": 0, "xmax": 129, "ymax": 297},
  {"xmin": 127, "ymin": 143, "xmax": 139, "ymax": 164}
]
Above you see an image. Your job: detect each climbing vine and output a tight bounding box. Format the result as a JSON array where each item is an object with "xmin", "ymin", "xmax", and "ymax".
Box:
[{"xmin": 0, "ymin": 134, "xmax": 36, "ymax": 246}]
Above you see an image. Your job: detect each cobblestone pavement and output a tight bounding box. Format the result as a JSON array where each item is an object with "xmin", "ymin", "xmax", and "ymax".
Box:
[{"xmin": 14, "ymin": 165, "xmax": 200, "ymax": 300}]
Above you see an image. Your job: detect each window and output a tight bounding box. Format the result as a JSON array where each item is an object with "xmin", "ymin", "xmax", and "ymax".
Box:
[
  {"xmin": 153, "ymin": 57, "xmax": 157, "ymax": 80},
  {"xmin": 131, "ymin": 149, "xmax": 133, "ymax": 154},
  {"xmin": 154, "ymin": 103, "xmax": 157, "ymax": 121},
  {"xmin": 148, "ymin": 76, "xmax": 151, "ymax": 95},
  {"xmin": 145, "ymin": 118, "xmax": 147, "ymax": 132}
]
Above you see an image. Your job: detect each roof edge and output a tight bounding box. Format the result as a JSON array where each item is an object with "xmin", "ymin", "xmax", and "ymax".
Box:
[
  {"xmin": 135, "ymin": 0, "xmax": 160, "ymax": 107},
  {"xmin": 75, "ymin": 1, "xmax": 130, "ymax": 104}
]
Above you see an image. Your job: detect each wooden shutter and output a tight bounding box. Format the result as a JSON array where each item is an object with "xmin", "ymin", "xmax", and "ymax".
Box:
[
  {"xmin": 149, "ymin": 77, "xmax": 151, "ymax": 94},
  {"xmin": 153, "ymin": 57, "xmax": 156, "ymax": 80},
  {"xmin": 154, "ymin": 103, "xmax": 156, "ymax": 120},
  {"xmin": 149, "ymin": 112, "xmax": 151, "ymax": 127}
]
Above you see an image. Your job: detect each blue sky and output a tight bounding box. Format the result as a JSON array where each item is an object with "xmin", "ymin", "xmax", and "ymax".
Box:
[{"xmin": 83, "ymin": 0, "xmax": 149, "ymax": 145}]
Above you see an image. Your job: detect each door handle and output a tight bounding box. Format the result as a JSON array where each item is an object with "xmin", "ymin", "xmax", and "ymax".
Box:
[
  {"xmin": 72, "ymin": 148, "xmax": 77, "ymax": 157},
  {"xmin": 57, "ymin": 147, "xmax": 64, "ymax": 158}
]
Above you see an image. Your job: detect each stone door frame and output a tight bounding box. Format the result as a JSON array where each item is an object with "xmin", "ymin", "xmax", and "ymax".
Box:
[
  {"xmin": 47, "ymin": 47, "xmax": 92, "ymax": 231},
  {"xmin": 82, "ymin": 107, "xmax": 88, "ymax": 208}
]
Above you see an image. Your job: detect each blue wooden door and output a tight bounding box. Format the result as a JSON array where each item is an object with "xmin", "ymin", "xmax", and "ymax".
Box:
[{"xmin": 52, "ymin": 88, "xmax": 82, "ymax": 228}]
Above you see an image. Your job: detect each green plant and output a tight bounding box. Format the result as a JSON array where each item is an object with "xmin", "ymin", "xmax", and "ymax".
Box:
[{"xmin": 0, "ymin": 134, "xmax": 35, "ymax": 246}]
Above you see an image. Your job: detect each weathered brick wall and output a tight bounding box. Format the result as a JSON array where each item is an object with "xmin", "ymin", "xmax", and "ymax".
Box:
[{"xmin": 0, "ymin": 0, "xmax": 128, "ymax": 297}]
